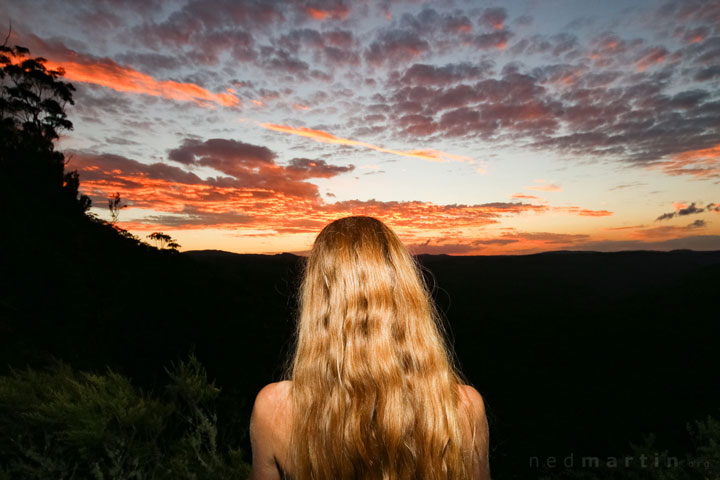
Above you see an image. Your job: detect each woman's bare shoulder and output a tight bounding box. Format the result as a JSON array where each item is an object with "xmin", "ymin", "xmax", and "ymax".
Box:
[
  {"xmin": 458, "ymin": 384, "xmax": 491, "ymax": 479},
  {"xmin": 250, "ymin": 381, "xmax": 293, "ymax": 478},
  {"xmin": 458, "ymin": 384, "xmax": 486, "ymax": 415},
  {"xmin": 255, "ymin": 381, "xmax": 292, "ymax": 406},
  {"xmin": 252, "ymin": 381, "xmax": 292, "ymax": 426}
]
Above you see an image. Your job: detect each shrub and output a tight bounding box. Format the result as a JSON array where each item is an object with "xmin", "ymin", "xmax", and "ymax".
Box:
[{"xmin": 0, "ymin": 356, "xmax": 250, "ymax": 479}]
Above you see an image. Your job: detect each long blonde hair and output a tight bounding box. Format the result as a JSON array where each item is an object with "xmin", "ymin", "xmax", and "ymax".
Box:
[{"xmin": 287, "ymin": 216, "xmax": 476, "ymax": 479}]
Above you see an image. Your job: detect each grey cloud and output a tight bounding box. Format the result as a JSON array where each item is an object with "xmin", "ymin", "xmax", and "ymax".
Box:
[
  {"xmin": 396, "ymin": 62, "xmax": 490, "ymax": 86},
  {"xmin": 168, "ymin": 138, "xmax": 275, "ymax": 167},
  {"xmin": 678, "ymin": 203, "xmax": 705, "ymax": 216},
  {"xmin": 479, "ymin": 7, "xmax": 507, "ymax": 31},
  {"xmin": 656, "ymin": 202, "xmax": 706, "ymax": 221},
  {"xmin": 365, "ymin": 29, "xmax": 431, "ymax": 66},
  {"xmin": 285, "ymin": 158, "xmax": 355, "ymax": 178}
]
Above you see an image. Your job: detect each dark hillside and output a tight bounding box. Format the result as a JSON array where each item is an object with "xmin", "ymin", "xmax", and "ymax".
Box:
[
  {"xmin": 3, "ymin": 237, "xmax": 719, "ymax": 478},
  {"xmin": 417, "ymin": 250, "xmax": 720, "ymax": 475}
]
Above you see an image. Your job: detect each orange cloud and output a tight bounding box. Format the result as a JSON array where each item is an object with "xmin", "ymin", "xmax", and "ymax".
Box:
[
  {"xmin": 72, "ymin": 151, "xmax": 617, "ymax": 254},
  {"xmin": 259, "ymin": 123, "xmax": 473, "ymax": 163},
  {"xmin": 652, "ymin": 144, "xmax": 720, "ymax": 178},
  {"xmin": 527, "ymin": 183, "xmax": 562, "ymax": 192},
  {"xmin": 511, "ymin": 193, "xmax": 540, "ymax": 200},
  {"xmin": 576, "ymin": 209, "xmax": 613, "ymax": 217},
  {"xmin": 78, "ymin": 157, "xmax": 611, "ymax": 233},
  {"xmin": 306, "ymin": 6, "xmax": 349, "ymax": 20},
  {"xmin": 554, "ymin": 206, "xmax": 613, "ymax": 217},
  {"xmin": 634, "ymin": 47, "xmax": 667, "ymax": 72},
  {"xmin": 604, "ymin": 225, "xmax": 645, "ymax": 231},
  {"xmin": 72, "ymin": 153, "xmax": 544, "ymax": 234},
  {"xmin": 106, "ymin": 189, "xmax": 538, "ymax": 232},
  {"xmin": 630, "ymin": 225, "xmax": 690, "ymax": 240},
  {"xmin": 322, "ymin": 200, "xmax": 546, "ymax": 230},
  {"xmin": 42, "ymin": 58, "xmax": 239, "ymax": 107}
]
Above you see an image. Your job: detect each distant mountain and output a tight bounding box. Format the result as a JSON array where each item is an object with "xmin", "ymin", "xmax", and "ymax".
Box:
[
  {"xmin": 185, "ymin": 248, "xmax": 720, "ymax": 259},
  {"xmin": 183, "ymin": 249, "xmax": 301, "ymax": 265},
  {"xmin": 183, "ymin": 249, "xmax": 300, "ymax": 259}
]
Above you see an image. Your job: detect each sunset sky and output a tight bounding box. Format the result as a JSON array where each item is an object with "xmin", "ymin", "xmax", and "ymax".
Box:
[{"xmin": 4, "ymin": 0, "xmax": 719, "ymax": 254}]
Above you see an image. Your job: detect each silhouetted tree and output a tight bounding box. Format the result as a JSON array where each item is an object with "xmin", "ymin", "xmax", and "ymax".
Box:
[
  {"xmin": 0, "ymin": 46, "xmax": 74, "ymax": 143},
  {"xmin": 148, "ymin": 232, "xmax": 180, "ymax": 250},
  {"xmin": 108, "ymin": 192, "xmax": 126, "ymax": 225},
  {"xmin": 0, "ymin": 43, "xmax": 89, "ymax": 214}
]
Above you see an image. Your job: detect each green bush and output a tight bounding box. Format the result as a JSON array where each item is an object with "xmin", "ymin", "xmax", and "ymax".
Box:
[
  {"xmin": 687, "ymin": 414, "xmax": 720, "ymax": 479},
  {"xmin": 0, "ymin": 356, "xmax": 250, "ymax": 479},
  {"xmin": 536, "ymin": 412, "xmax": 720, "ymax": 480}
]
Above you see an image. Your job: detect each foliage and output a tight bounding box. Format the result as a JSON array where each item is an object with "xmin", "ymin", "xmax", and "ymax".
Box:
[
  {"xmin": 687, "ymin": 414, "xmax": 720, "ymax": 478},
  {"xmin": 108, "ymin": 192, "xmax": 126, "ymax": 225},
  {"xmin": 0, "ymin": 43, "xmax": 89, "ymax": 214},
  {"xmin": 148, "ymin": 232, "xmax": 181, "ymax": 251},
  {"xmin": 536, "ymin": 414, "xmax": 720, "ymax": 480},
  {"xmin": 0, "ymin": 44, "xmax": 74, "ymax": 142},
  {"xmin": 0, "ymin": 356, "xmax": 250, "ymax": 480}
]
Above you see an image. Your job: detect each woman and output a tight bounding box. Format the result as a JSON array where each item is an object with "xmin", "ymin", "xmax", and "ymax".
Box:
[{"xmin": 250, "ymin": 216, "xmax": 490, "ymax": 479}]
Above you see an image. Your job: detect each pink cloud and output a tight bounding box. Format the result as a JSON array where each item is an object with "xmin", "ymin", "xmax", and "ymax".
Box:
[{"xmin": 527, "ymin": 183, "xmax": 562, "ymax": 192}]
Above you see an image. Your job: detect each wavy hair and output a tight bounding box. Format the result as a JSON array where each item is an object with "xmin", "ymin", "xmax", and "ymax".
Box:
[{"xmin": 287, "ymin": 216, "xmax": 477, "ymax": 479}]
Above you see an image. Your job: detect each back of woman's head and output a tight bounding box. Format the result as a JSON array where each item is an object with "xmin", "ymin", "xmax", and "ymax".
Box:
[{"xmin": 289, "ymin": 216, "xmax": 474, "ymax": 480}]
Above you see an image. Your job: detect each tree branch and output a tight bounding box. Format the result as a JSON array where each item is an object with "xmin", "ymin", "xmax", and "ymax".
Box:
[{"xmin": 1, "ymin": 19, "xmax": 11, "ymax": 48}]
